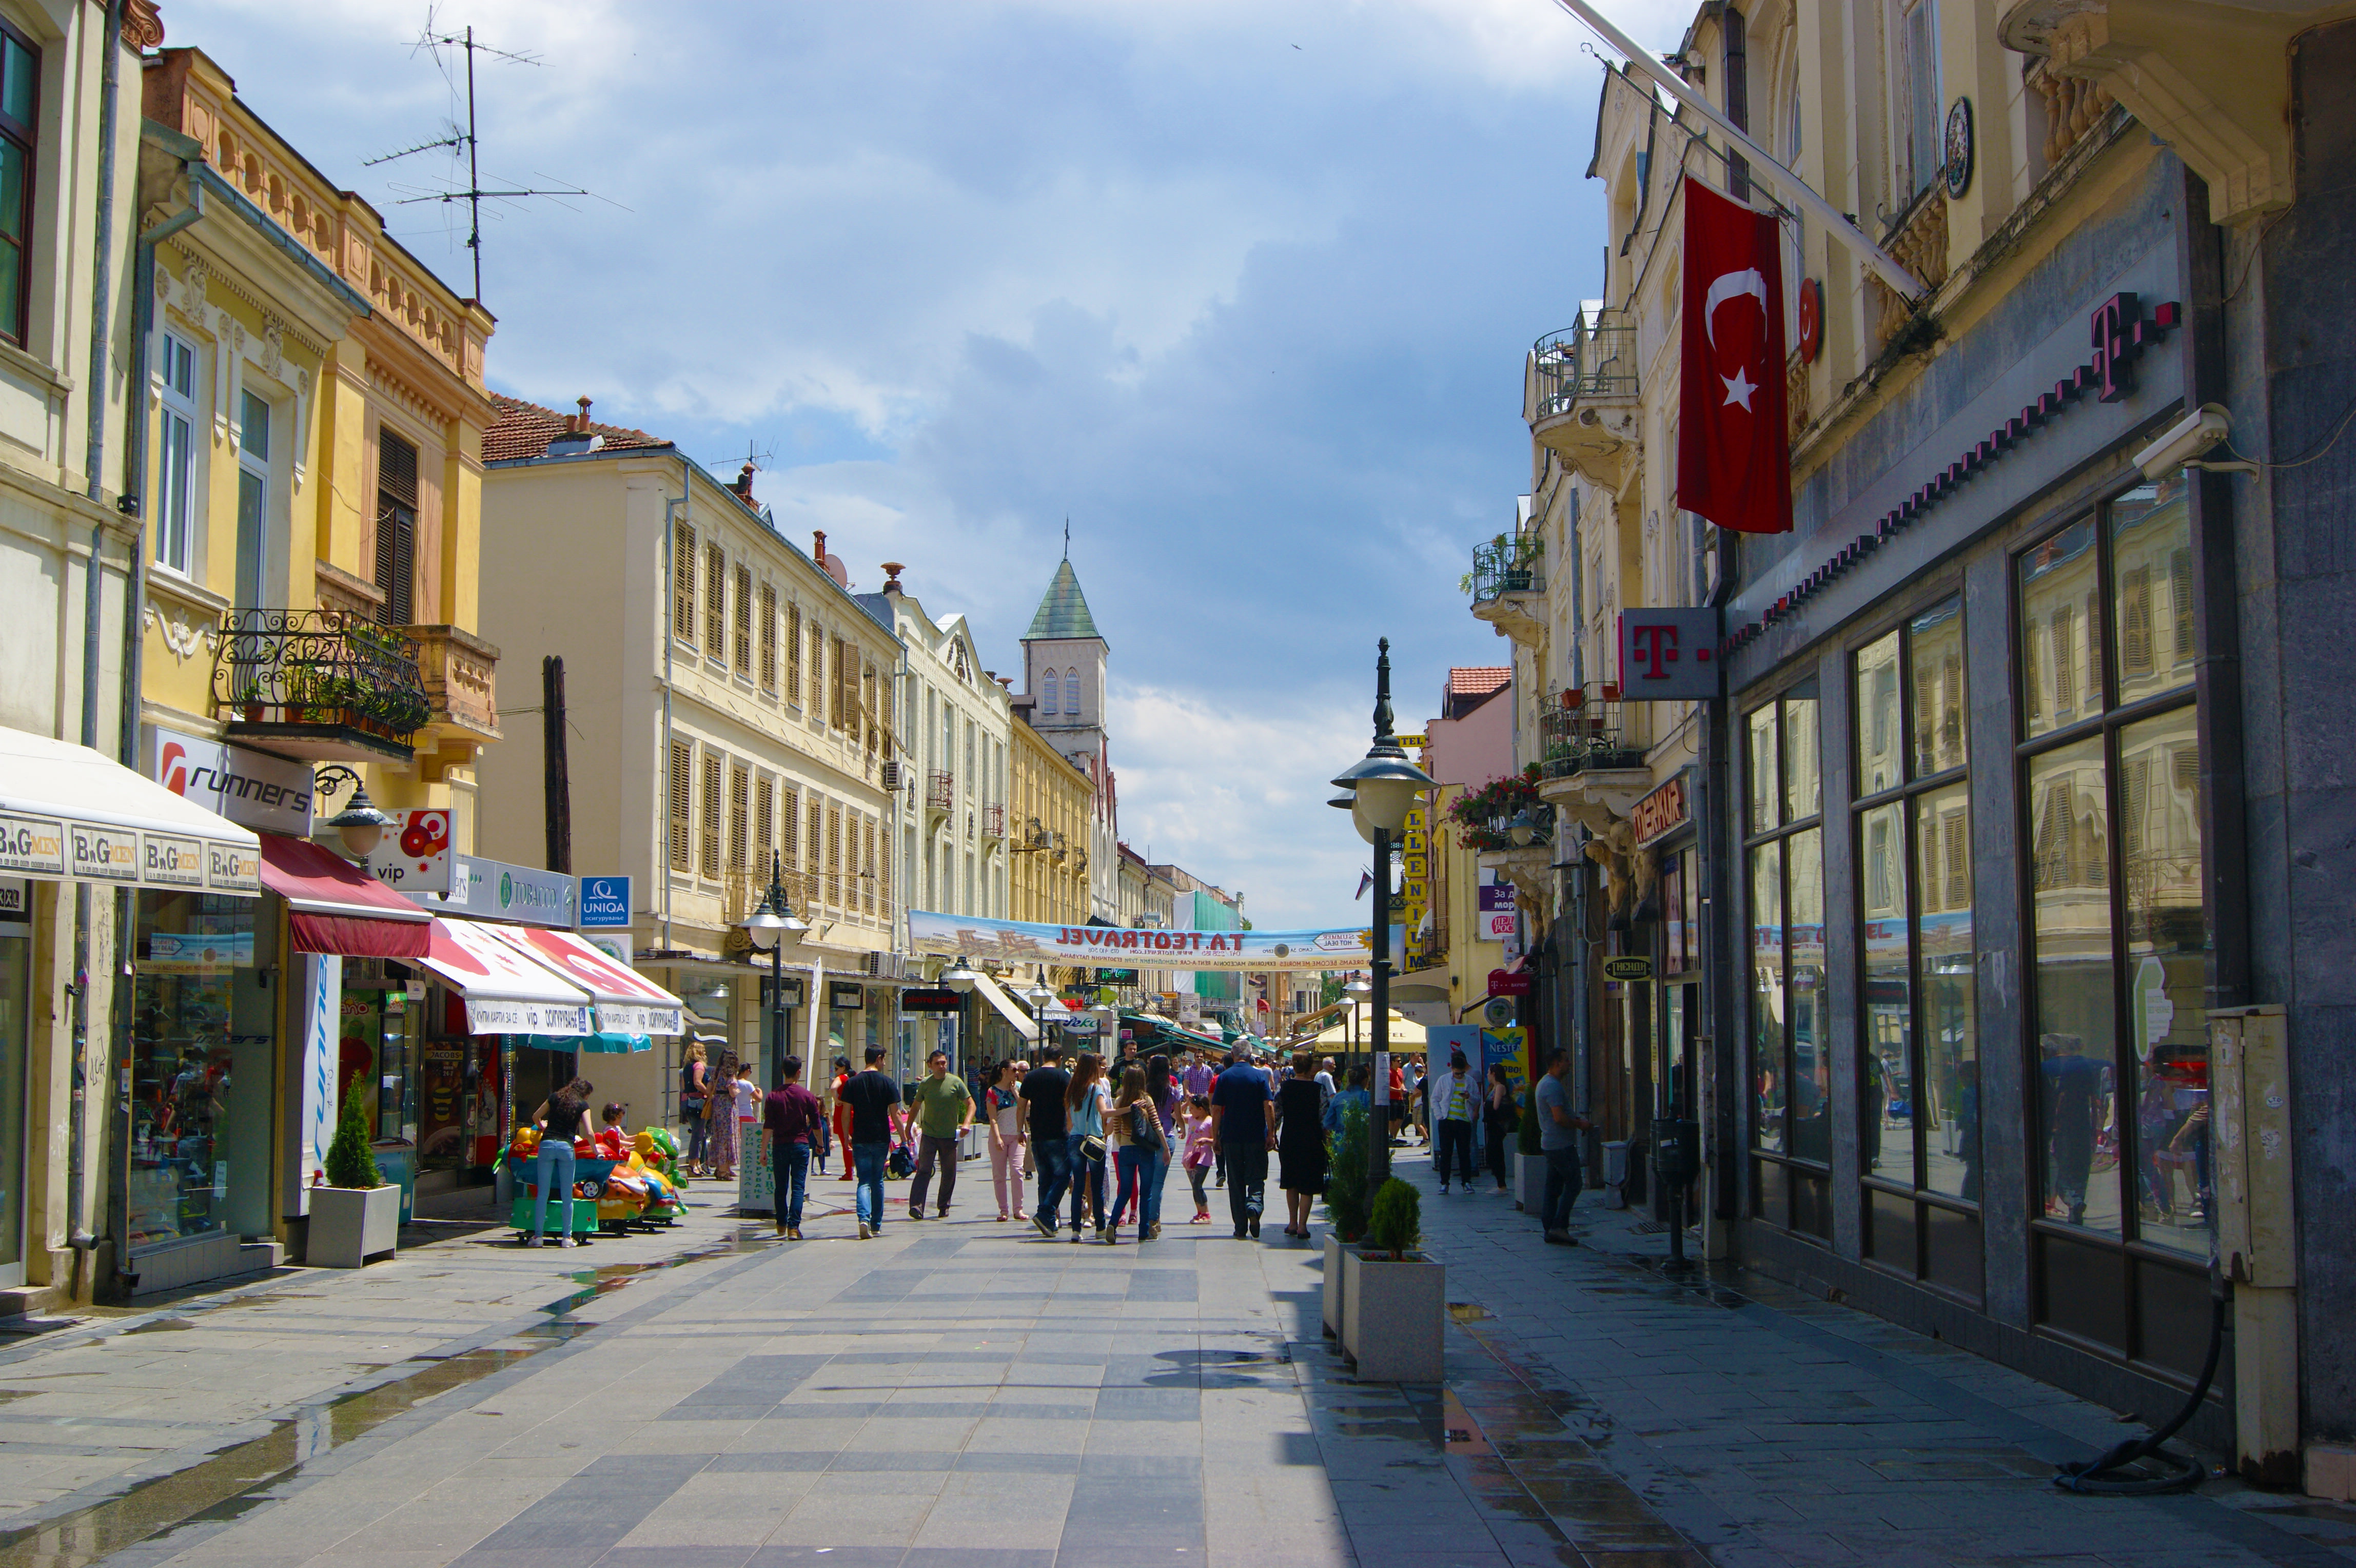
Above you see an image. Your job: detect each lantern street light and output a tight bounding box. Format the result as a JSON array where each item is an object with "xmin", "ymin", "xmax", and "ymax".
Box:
[
  {"xmin": 738, "ymin": 851, "xmax": 810, "ymax": 1086},
  {"xmin": 1330, "ymin": 638, "xmax": 1438, "ymax": 1187},
  {"xmin": 314, "ymin": 765, "xmax": 398, "ymax": 860}
]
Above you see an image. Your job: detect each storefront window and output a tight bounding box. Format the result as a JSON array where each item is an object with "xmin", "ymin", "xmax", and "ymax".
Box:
[
  {"xmin": 1853, "ymin": 598, "xmax": 1980, "ymax": 1295},
  {"xmin": 2018, "ymin": 476, "xmax": 2208, "ymax": 1272},
  {"xmin": 0, "ymin": 897, "xmax": 27, "ymax": 1278},
  {"xmin": 129, "ymin": 891, "xmax": 259, "ymax": 1248},
  {"xmin": 1745, "ymin": 685, "xmax": 1828, "ymax": 1238}
]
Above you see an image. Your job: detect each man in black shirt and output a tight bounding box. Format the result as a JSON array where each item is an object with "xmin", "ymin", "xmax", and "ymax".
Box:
[
  {"xmin": 1021, "ymin": 1058, "xmax": 1073, "ymax": 1239},
  {"xmin": 1210, "ymin": 1046, "xmax": 1275, "ymax": 1238},
  {"xmin": 840, "ymin": 1044, "xmax": 905, "ymax": 1240}
]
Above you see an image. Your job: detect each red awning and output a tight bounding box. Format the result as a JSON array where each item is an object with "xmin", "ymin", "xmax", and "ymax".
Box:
[{"xmin": 258, "ymin": 833, "xmax": 431, "ymax": 959}]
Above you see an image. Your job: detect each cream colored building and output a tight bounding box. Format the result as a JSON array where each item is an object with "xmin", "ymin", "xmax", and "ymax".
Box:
[
  {"xmin": 875, "ymin": 564, "xmax": 1008, "ymax": 930},
  {"xmin": 476, "ymin": 407, "xmax": 900, "ymax": 1122}
]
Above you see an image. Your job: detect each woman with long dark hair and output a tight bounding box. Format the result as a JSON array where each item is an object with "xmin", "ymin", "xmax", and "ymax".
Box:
[
  {"xmin": 1065, "ymin": 1051, "xmax": 1110, "ymax": 1241},
  {"xmin": 528, "ymin": 1077, "xmax": 597, "ymax": 1248},
  {"xmin": 1274, "ymin": 1052, "xmax": 1327, "ymax": 1238}
]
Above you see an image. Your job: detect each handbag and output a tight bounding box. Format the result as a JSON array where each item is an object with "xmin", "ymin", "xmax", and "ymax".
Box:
[
  {"xmin": 1129, "ymin": 1101, "xmax": 1166, "ymax": 1152},
  {"xmin": 1080, "ymin": 1132, "xmax": 1107, "ymax": 1164}
]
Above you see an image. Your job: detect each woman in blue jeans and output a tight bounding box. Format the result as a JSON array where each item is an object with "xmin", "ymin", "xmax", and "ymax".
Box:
[
  {"xmin": 1066, "ymin": 1052, "xmax": 1110, "ymax": 1240},
  {"xmin": 1108, "ymin": 1065, "xmax": 1168, "ymax": 1242},
  {"xmin": 529, "ymin": 1079, "xmax": 596, "ymax": 1248}
]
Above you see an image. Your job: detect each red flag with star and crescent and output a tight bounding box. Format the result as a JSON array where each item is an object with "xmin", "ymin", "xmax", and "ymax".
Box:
[{"xmin": 1678, "ymin": 177, "xmax": 1792, "ymax": 535}]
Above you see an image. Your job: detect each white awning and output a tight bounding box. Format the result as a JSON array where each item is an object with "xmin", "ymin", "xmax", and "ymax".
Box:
[
  {"xmin": 418, "ymin": 916, "xmax": 593, "ymax": 1036},
  {"xmin": 966, "ymin": 970, "xmax": 1039, "ymax": 1043},
  {"xmin": 0, "ymin": 724, "xmax": 258, "ymax": 893},
  {"xmin": 482, "ymin": 924, "xmax": 685, "ymax": 1036}
]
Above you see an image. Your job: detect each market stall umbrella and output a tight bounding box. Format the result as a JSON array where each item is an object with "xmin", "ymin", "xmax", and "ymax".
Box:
[{"xmin": 1311, "ymin": 1008, "xmax": 1428, "ymax": 1051}]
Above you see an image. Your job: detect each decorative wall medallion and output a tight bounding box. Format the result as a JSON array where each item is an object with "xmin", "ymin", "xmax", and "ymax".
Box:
[{"xmin": 1944, "ymin": 97, "xmax": 1974, "ymax": 199}]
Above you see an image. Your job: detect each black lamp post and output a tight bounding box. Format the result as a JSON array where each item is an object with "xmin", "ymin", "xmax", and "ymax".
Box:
[
  {"xmin": 738, "ymin": 852, "xmax": 809, "ymax": 1085},
  {"xmin": 1331, "ymin": 639, "xmax": 1438, "ymax": 1190}
]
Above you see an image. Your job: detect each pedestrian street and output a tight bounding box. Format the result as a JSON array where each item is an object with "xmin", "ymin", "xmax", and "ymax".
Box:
[{"xmin": 2, "ymin": 1151, "xmax": 2353, "ymax": 1568}]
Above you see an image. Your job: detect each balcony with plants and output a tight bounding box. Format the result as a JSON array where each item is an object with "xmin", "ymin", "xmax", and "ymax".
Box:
[
  {"xmin": 1466, "ymin": 532, "xmax": 1546, "ymax": 648},
  {"xmin": 212, "ymin": 610, "xmax": 432, "ymax": 765},
  {"xmin": 1524, "ymin": 306, "xmax": 1640, "ymax": 487},
  {"xmin": 1535, "ymin": 684, "xmax": 1655, "ymax": 831},
  {"xmin": 1446, "ymin": 769, "xmax": 1555, "ymax": 906}
]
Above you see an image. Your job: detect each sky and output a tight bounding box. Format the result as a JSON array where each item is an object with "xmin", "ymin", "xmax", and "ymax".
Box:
[{"xmin": 167, "ymin": 0, "xmax": 1693, "ymax": 929}]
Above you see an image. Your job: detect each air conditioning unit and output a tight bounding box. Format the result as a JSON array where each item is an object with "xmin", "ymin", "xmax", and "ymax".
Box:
[{"xmin": 880, "ymin": 760, "xmax": 904, "ymax": 790}]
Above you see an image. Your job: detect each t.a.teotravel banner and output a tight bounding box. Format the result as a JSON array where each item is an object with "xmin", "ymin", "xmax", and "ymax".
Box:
[{"xmin": 906, "ymin": 909, "xmax": 1371, "ymax": 971}]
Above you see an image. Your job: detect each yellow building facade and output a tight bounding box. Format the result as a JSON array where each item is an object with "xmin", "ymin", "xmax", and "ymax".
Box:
[{"xmin": 1008, "ymin": 714, "xmax": 1092, "ymax": 970}]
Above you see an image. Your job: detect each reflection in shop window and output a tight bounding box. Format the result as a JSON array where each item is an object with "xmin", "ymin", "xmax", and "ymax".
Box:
[{"xmin": 130, "ymin": 891, "xmax": 260, "ymax": 1249}]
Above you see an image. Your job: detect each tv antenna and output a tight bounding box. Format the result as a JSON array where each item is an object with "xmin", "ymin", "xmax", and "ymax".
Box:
[{"xmin": 364, "ymin": 9, "xmax": 613, "ymax": 301}]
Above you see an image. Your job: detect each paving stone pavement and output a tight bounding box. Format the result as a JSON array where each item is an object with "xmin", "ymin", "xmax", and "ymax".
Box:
[{"xmin": 0, "ymin": 1150, "xmax": 2350, "ymax": 1568}]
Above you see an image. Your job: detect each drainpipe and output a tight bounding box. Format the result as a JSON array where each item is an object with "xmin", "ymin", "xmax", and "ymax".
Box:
[
  {"xmin": 660, "ymin": 457, "xmax": 688, "ymax": 953},
  {"xmin": 1703, "ymin": 522, "xmax": 1739, "ymax": 1232},
  {"xmin": 66, "ymin": 0, "xmax": 128, "ymax": 1281}
]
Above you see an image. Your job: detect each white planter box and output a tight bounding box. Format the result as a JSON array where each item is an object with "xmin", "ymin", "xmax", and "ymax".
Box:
[
  {"xmin": 308, "ymin": 1185, "xmax": 399, "ymax": 1268},
  {"xmin": 1516, "ymin": 1151, "xmax": 1547, "ymax": 1212},
  {"xmin": 1340, "ymin": 1246, "xmax": 1444, "ymax": 1382},
  {"xmin": 1322, "ymin": 1232, "xmax": 1346, "ymax": 1339}
]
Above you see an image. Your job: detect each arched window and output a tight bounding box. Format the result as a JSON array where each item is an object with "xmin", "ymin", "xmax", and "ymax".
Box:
[
  {"xmin": 1065, "ymin": 667, "xmax": 1082, "ymax": 718},
  {"xmin": 1042, "ymin": 669, "xmax": 1059, "ymax": 715}
]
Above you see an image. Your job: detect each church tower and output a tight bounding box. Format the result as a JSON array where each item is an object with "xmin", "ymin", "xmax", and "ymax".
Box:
[{"xmin": 1020, "ymin": 552, "xmax": 1119, "ymax": 922}]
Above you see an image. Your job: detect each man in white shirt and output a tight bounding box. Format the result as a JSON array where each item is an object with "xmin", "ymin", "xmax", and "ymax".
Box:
[
  {"xmin": 1427, "ymin": 1048, "xmax": 1478, "ymax": 1192},
  {"xmin": 1314, "ymin": 1056, "xmax": 1337, "ymax": 1111},
  {"xmin": 1400, "ymin": 1056, "xmax": 1424, "ymax": 1146}
]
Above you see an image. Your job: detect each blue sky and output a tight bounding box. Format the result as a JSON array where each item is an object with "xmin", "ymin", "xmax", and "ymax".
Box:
[{"xmin": 169, "ymin": 0, "xmax": 1690, "ymax": 928}]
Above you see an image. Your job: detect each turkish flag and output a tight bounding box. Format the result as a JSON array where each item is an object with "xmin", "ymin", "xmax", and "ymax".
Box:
[{"xmin": 1678, "ymin": 178, "xmax": 1792, "ymax": 535}]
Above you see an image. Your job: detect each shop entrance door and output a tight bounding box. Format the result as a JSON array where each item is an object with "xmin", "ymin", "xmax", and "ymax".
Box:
[{"xmin": 0, "ymin": 906, "xmax": 28, "ymax": 1286}]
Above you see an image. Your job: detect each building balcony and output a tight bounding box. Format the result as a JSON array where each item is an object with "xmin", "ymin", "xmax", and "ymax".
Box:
[
  {"xmin": 212, "ymin": 609, "xmax": 429, "ymax": 765},
  {"xmin": 403, "ymin": 623, "xmax": 501, "ymax": 781},
  {"xmin": 1535, "ymin": 685, "xmax": 1653, "ymax": 834},
  {"xmin": 983, "ymin": 803, "xmax": 1006, "ymax": 838},
  {"xmin": 1468, "ymin": 537, "xmax": 1546, "ymax": 649},
  {"xmin": 1526, "ymin": 309, "xmax": 1640, "ymax": 489},
  {"xmin": 927, "ymin": 769, "xmax": 955, "ymax": 817}
]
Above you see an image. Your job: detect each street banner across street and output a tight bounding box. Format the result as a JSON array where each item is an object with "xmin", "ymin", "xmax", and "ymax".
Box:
[{"xmin": 907, "ymin": 909, "xmax": 1371, "ymax": 971}]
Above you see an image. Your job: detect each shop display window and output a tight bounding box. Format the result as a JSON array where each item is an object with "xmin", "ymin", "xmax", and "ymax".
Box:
[
  {"xmin": 1744, "ymin": 684, "xmax": 1829, "ymax": 1240},
  {"xmin": 0, "ymin": 909, "xmax": 27, "ymax": 1277},
  {"xmin": 2017, "ymin": 478, "xmax": 2211, "ymax": 1372},
  {"xmin": 129, "ymin": 890, "xmax": 261, "ymax": 1248},
  {"xmin": 1852, "ymin": 597, "xmax": 1982, "ymax": 1299}
]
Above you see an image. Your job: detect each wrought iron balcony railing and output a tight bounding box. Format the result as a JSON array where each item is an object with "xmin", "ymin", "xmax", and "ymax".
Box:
[
  {"xmin": 1539, "ymin": 685, "xmax": 1644, "ymax": 777},
  {"xmin": 1469, "ymin": 537, "xmax": 1544, "ymax": 603},
  {"xmin": 1529, "ymin": 307, "xmax": 1638, "ymax": 423},
  {"xmin": 927, "ymin": 769, "xmax": 955, "ymax": 814},
  {"xmin": 983, "ymin": 803, "xmax": 1007, "ymax": 838},
  {"xmin": 212, "ymin": 609, "xmax": 430, "ymax": 759}
]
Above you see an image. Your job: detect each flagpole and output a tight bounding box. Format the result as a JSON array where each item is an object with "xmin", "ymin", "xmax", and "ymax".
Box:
[{"xmin": 1542, "ymin": 0, "xmax": 1928, "ymax": 303}]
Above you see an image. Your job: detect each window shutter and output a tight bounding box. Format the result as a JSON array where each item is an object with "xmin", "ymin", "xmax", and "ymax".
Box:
[
  {"xmin": 375, "ymin": 429, "xmax": 419, "ymax": 625},
  {"xmin": 754, "ymin": 776, "xmax": 775, "ymax": 872},
  {"xmin": 786, "ymin": 602, "xmax": 802, "ymax": 704},
  {"xmin": 759, "ymin": 584, "xmax": 778, "ymax": 690},
  {"xmin": 2122, "ymin": 567, "xmax": 2152, "ymax": 675},
  {"xmin": 734, "ymin": 564, "xmax": 753, "ymax": 674},
  {"xmin": 673, "ymin": 523, "xmax": 697, "ymax": 642},
  {"xmin": 705, "ymin": 544, "xmax": 727, "ymax": 658},
  {"xmin": 863, "ymin": 664, "xmax": 878, "ymax": 756},
  {"xmin": 668, "ymin": 741, "xmax": 693, "ymax": 872},
  {"xmin": 861, "ymin": 818, "xmax": 876, "ymax": 917},
  {"xmin": 2050, "ymin": 606, "xmax": 2075, "ymax": 715},
  {"xmin": 826, "ymin": 806, "xmax": 842, "ymax": 907},
  {"xmin": 2172, "ymin": 746, "xmax": 2197, "ymax": 797},
  {"xmin": 1942, "ymin": 808, "xmax": 1968, "ymax": 909},
  {"xmin": 877, "ymin": 827, "xmax": 892, "ymax": 925},
  {"xmin": 700, "ymin": 752, "xmax": 723, "ymax": 877},
  {"xmin": 810, "ymin": 626, "xmax": 826, "ymax": 723},
  {"xmin": 805, "ymin": 797, "xmax": 823, "ymax": 909},
  {"xmin": 729, "ymin": 762, "xmax": 750, "ymax": 871},
  {"xmin": 2170, "ymin": 548, "xmax": 2195, "ymax": 659}
]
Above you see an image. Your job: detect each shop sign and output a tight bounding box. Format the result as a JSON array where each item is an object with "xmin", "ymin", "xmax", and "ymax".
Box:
[
  {"xmin": 1631, "ymin": 773, "xmax": 1692, "ymax": 849},
  {"xmin": 1487, "ymin": 968, "xmax": 1533, "ymax": 997},
  {"xmin": 0, "ymin": 875, "xmax": 25, "ymax": 923},
  {"xmin": 420, "ymin": 855, "xmax": 577, "ymax": 926},
  {"xmin": 899, "ymin": 987, "xmax": 962, "ymax": 1013},
  {"xmin": 758, "ymin": 975, "xmax": 807, "ymax": 1010},
  {"xmin": 70, "ymin": 824, "xmax": 142, "ymax": 883},
  {"xmin": 1618, "ymin": 608, "xmax": 1723, "ymax": 701},
  {"xmin": 1604, "ymin": 956, "xmax": 1653, "ymax": 981},
  {"xmin": 1061, "ymin": 1013, "xmax": 1101, "ymax": 1036},
  {"xmin": 146, "ymin": 724, "xmax": 313, "ymax": 836},
  {"xmin": 1093, "ymin": 968, "xmax": 1138, "ymax": 985},
  {"xmin": 578, "ymin": 875, "xmax": 631, "ymax": 929},
  {"xmin": 1483, "ymin": 911, "xmax": 1518, "ymax": 941},
  {"xmin": 828, "ymin": 981, "xmax": 866, "ymax": 1010},
  {"xmin": 1478, "ymin": 883, "xmax": 1515, "ymax": 913},
  {"xmin": 366, "ymin": 811, "xmax": 456, "ymax": 895}
]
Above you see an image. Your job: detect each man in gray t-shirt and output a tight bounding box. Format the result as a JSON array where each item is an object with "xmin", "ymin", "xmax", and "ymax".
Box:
[{"xmin": 1535, "ymin": 1049, "xmax": 1591, "ymax": 1242}]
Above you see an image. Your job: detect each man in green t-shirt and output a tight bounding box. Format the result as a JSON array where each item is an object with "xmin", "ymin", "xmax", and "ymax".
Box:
[{"xmin": 908, "ymin": 1050, "xmax": 973, "ymax": 1220}]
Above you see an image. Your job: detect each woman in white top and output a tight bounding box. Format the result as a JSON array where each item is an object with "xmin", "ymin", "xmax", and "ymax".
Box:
[{"xmin": 987, "ymin": 1061, "xmax": 1028, "ymax": 1222}]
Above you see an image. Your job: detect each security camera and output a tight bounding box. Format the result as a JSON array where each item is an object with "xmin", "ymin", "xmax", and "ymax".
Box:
[{"xmin": 2134, "ymin": 404, "xmax": 2244, "ymax": 481}]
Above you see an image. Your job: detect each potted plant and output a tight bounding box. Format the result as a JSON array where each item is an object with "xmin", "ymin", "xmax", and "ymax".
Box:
[
  {"xmin": 1516, "ymin": 1081, "xmax": 1547, "ymax": 1212},
  {"xmin": 1341, "ymin": 1178, "xmax": 1444, "ymax": 1381},
  {"xmin": 234, "ymin": 680, "xmax": 266, "ymax": 722},
  {"xmin": 1322, "ymin": 1099, "xmax": 1371, "ymax": 1339},
  {"xmin": 308, "ymin": 1090, "xmax": 398, "ymax": 1268}
]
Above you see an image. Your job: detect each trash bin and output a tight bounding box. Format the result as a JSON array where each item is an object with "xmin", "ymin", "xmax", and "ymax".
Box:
[{"xmin": 1602, "ymin": 1139, "xmax": 1631, "ymax": 1209}]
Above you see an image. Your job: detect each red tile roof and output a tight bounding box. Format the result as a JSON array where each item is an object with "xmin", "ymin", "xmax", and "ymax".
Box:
[
  {"xmin": 1446, "ymin": 667, "xmax": 1512, "ymax": 697},
  {"xmin": 483, "ymin": 393, "xmax": 671, "ymax": 463}
]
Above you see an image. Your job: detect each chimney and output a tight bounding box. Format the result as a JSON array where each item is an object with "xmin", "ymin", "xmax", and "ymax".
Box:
[
  {"xmin": 813, "ymin": 530, "xmax": 827, "ymax": 564},
  {"xmin": 577, "ymin": 396, "xmax": 593, "ymax": 427},
  {"xmin": 562, "ymin": 412, "xmax": 578, "ymax": 433},
  {"xmin": 733, "ymin": 462, "xmax": 757, "ymax": 502},
  {"xmin": 880, "ymin": 562, "xmax": 905, "ymax": 593}
]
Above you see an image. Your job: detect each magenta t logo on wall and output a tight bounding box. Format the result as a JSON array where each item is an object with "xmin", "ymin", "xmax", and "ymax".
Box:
[{"xmin": 1617, "ymin": 607, "xmax": 1724, "ymax": 701}]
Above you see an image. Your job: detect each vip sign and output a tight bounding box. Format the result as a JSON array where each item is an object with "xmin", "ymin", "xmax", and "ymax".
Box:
[
  {"xmin": 366, "ymin": 810, "xmax": 455, "ymax": 894},
  {"xmin": 1618, "ymin": 607, "xmax": 1724, "ymax": 701}
]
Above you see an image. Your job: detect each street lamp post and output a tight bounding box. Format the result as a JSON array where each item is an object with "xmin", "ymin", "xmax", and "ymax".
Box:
[
  {"xmin": 1332, "ymin": 638, "xmax": 1438, "ymax": 1191},
  {"xmin": 738, "ymin": 852, "xmax": 810, "ymax": 1089}
]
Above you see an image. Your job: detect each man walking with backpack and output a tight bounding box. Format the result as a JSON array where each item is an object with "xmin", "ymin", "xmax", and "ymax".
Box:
[{"xmin": 840, "ymin": 1045, "xmax": 905, "ymax": 1240}]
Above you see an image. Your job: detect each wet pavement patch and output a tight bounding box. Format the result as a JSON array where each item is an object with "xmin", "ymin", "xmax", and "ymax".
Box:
[{"xmin": 119, "ymin": 1317, "xmax": 197, "ymax": 1335}]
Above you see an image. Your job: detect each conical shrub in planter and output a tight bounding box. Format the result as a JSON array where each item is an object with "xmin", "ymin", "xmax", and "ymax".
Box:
[
  {"xmin": 1343, "ymin": 1177, "xmax": 1443, "ymax": 1380},
  {"xmin": 1322, "ymin": 1099, "xmax": 1372, "ymax": 1339},
  {"xmin": 310, "ymin": 1089, "xmax": 398, "ymax": 1268}
]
